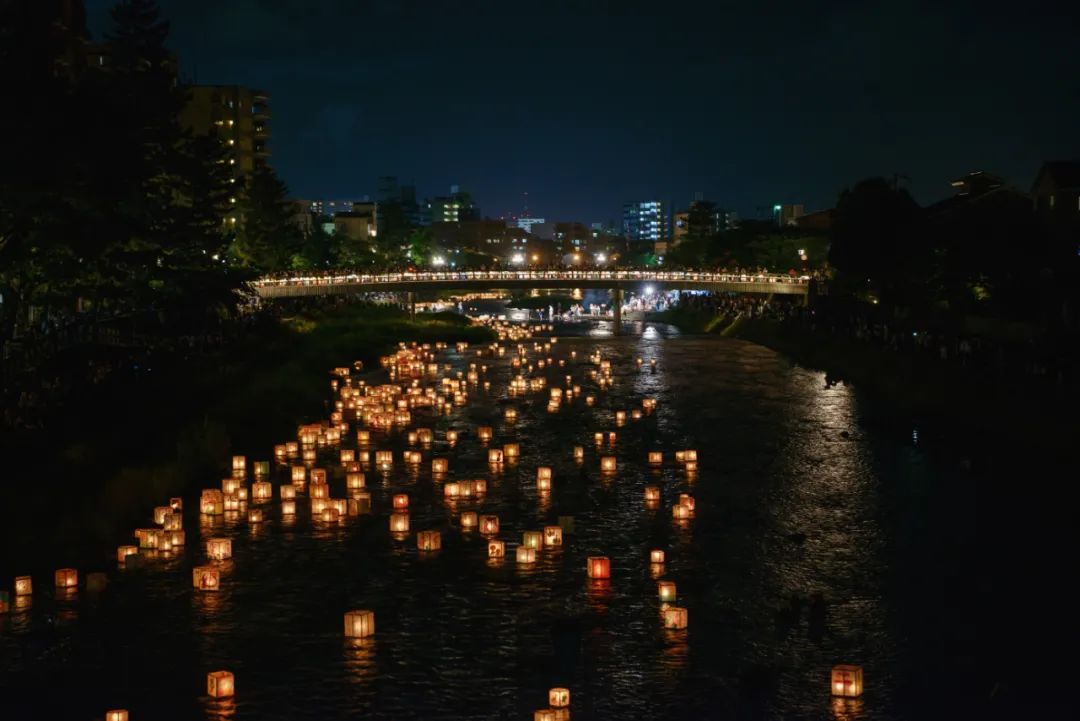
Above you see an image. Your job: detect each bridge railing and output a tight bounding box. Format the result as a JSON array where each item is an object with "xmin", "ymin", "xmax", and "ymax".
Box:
[{"xmin": 253, "ymin": 270, "xmax": 811, "ymax": 288}]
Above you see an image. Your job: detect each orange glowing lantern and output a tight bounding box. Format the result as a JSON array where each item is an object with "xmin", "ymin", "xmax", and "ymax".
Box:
[
  {"xmin": 461, "ymin": 511, "xmax": 477, "ymax": 530},
  {"xmin": 543, "ymin": 526, "xmax": 563, "ymax": 546},
  {"xmin": 117, "ymin": 545, "xmax": 137, "ymax": 563},
  {"xmin": 311, "ymin": 498, "xmax": 330, "ymax": 515},
  {"xmin": 340, "ymin": 449, "xmax": 355, "ymax": 464},
  {"xmin": 662, "ymin": 606, "xmax": 688, "ymax": 629},
  {"xmin": 516, "ymin": 546, "xmax": 536, "ymax": 564},
  {"xmin": 274, "ymin": 444, "xmax": 287, "ymax": 461},
  {"xmin": 644, "ymin": 485, "xmax": 661, "ymax": 503},
  {"xmin": 247, "ymin": 508, "xmax": 264, "ymax": 524},
  {"xmin": 477, "ymin": 426, "xmax": 493, "ymax": 442},
  {"xmin": 587, "ymin": 556, "xmax": 610, "ymax": 579},
  {"xmin": 678, "ymin": 494, "xmax": 695, "ymax": 513},
  {"xmin": 302, "ymin": 447, "xmax": 317, "ymax": 462},
  {"xmin": 232, "ymin": 455, "xmax": 246, "ymax": 473},
  {"xmin": 206, "ymin": 538, "xmax": 232, "ymax": 560},
  {"xmin": 356, "ymin": 430, "xmax": 370, "ymax": 445},
  {"xmin": 488, "ymin": 449, "xmax": 504, "ymax": 465},
  {"xmin": 311, "ymin": 483, "xmax": 329, "ymax": 500},
  {"xmin": 193, "ymin": 565, "xmax": 220, "ymax": 591},
  {"xmin": 472, "ymin": 479, "xmax": 488, "ymax": 495},
  {"xmin": 505, "ymin": 408, "xmax": 518, "ymax": 422},
  {"xmin": 831, "ymin": 665, "xmax": 863, "ymax": 697},
  {"xmin": 549, "ymin": 687, "xmax": 571, "ymax": 707},
  {"xmin": 573, "ymin": 446, "xmax": 584, "ymax": 462},
  {"xmin": 480, "ymin": 515, "xmax": 500, "ymax": 535},
  {"xmin": 14, "ymin": 576, "xmax": 32, "ymax": 596},
  {"xmin": 593, "ymin": 432, "xmax": 603, "ymax": 445},
  {"xmin": 443, "ymin": 481, "xmax": 460, "ymax": 498},
  {"xmin": 375, "ymin": 450, "xmax": 393, "ymax": 470},
  {"xmin": 54, "ymin": 569, "xmax": 78, "ymax": 589},
  {"xmin": 658, "ymin": 580, "xmax": 677, "ymax": 603},
  {"xmin": 523, "ymin": 531, "xmax": 542, "ymax": 550},
  {"xmin": 321, "ymin": 507, "xmax": 341, "ymax": 522},
  {"xmin": 291, "ymin": 465, "xmax": 306, "ymax": 483},
  {"xmin": 446, "ymin": 430, "xmax": 458, "ymax": 444},
  {"xmin": 278, "ymin": 484, "xmax": 296, "ymax": 501},
  {"xmin": 417, "ymin": 530, "xmax": 442, "ymax": 551},
  {"xmin": 105, "ymin": 711, "xmax": 129, "ymax": 721},
  {"xmin": 487, "ymin": 540, "xmax": 505, "ymax": 558},
  {"xmin": 504, "ymin": 443, "xmax": 520, "ymax": 460},
  {"xmin": 648, "ymin": 451, "xmax": 663, "ymax": 465},
  {"xmin": 281, "ymin": 499, "xmax": 297, "ymax": 516},
  {"xmin": 254, "ymin": 461, "xmax": 270, "ymax": 476},
  {"xmin": 650, "ymin": 549, "xmax": 665, "ymax": 564},
  {"xmin": 615, "ymin": 410, "xmax": 626, "ymax": 425},
  {"xmin": 168, "ymin": 530, "xmax": 186, "ymax": 547},
  {"xmin": 672, "ymin": 504, "xmax": 692, "ymax": 520},
  {"xmin": 311, "ymin": 468, "xmax": 327, "ymax": 484},
  {"xmin": 390, "ymin": 512, "xmax": 410, "ymax": 534},
  {"xmin": 432, "ymin": 458, "xmax": 449, "ymax": 475},
  {"xmin": 252, "ymin": 481, "xmax": 272, "ymax": 502},
  {"xmin": 344, "ymin": 609, "xmax": 375, "ymax": 638},
  {"xmin": 207, "ymin": 670, "xmax": 235, "ymax": 698},
  {"xmin": 201, "ymin": 489, "xmax": 224, "ymax": 515},
  {"xmin": 600, "ymin": 456, "xmax": 617, "ymax": 473},
  {"xmin": 534, "ymin": 711, "xmax": 556, "ymax": 721},
  {"xmin": 392, "ymin": 494, "xmax": 409, "ymax": 510},
  {"xmin": 153, "ymin": 505, "xmax": 171, "ymax": 525},
  {"xmin": 170, "ymin": 497, "xmax": 183, "ymax": 511}
]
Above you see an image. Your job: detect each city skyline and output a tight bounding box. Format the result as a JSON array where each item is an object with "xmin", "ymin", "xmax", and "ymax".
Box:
[{"xmin": 82, "ymin": 0, "xmax": 1079, "ymax": 222}]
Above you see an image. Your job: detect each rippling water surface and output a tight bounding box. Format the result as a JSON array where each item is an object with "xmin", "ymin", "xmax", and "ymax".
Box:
[{"xmin": 0, "ymin": 322, "xmax": 970, "ymax": 720}]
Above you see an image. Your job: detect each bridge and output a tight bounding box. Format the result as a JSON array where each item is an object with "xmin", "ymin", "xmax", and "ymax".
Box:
[{"xmin": 253, "ymin": 269, "xmax": 814, "ymax": 332}]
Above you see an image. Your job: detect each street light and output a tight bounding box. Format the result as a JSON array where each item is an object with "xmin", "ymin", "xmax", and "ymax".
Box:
[
  {"xmin": 432, "ymin": 256, "xmax": 446, "ymax": 267},
  {"xmin": 511, "ymin": 253, "xmax": 525, "ymax": 265},
  {"xmin": 595, "ymin": 253, "xmax": 607, "ymax": 263}
]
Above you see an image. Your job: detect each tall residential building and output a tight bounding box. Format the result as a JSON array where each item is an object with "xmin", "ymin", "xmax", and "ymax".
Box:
[
  {"xmin": 623, "ymin": 200, "xmax": 669, "ymax": 246},
  {"xmin": 179, "ymin": 84, "xmax": 270, "ymax": 184},
  {"xmin": 428, "ymin": 187, "xmax": 480, "ymax": 224},
  {"xmin": 672, "ymin": 200, "xmax": 737, "ymax": 244}
]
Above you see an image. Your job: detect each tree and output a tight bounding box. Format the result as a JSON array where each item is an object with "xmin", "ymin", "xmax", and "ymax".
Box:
[{"xmin": 231, "ymin": 165, "xmax": 303, "ymax": 272}]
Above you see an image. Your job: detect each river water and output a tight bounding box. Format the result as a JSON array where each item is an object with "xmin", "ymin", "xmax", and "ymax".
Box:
[{"xmin": 0, "ymin": 321, "xmax": 974, "ymax": 720}]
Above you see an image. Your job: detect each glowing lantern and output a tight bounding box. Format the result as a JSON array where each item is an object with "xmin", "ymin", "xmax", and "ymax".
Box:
[
  {"xmin": 321, "ymin": 507, "xmax": 341, "ymax": 522},
  {"xmin": 587, "ymin": 557, "xmax": 610, "ymax": 579},
  {"xmin": 523, "ymin": 531, "xmax": 542, "ymax": 550},
  {"xmin": 375, "ymin": 450, "xmax": 393, "ymax": 470},
  {"xmin": 223, "ymin": 494, "xmax": 241, "ymax": 512},
  {"xmin": 504, "ymin": 443, "xmax": 520, "ymax": 460},
  {"xmin": 291, "ymin": 465, "xmax": 306, "ymax": 483},
  {"xmin": 254, "ymin": 461, "xmax": 270, "ymax": 477},
  {"xmin": 170, "ymin": 497, "xmax": 183, "ymax": 511},
  {"xmin": 168, "ymin": 530, "xmax": 186, "ymax": 547},
  {"xmin": 193, "ymin": 565, "xmax": 220, "ymax": 591},
  {"xmin": 311, "ymin": 468, "xmax": 327, "ymax": 484},
  {"xmin": 650, "ymin": 549, "xmax": 665, "ymax": 564},
  {"xmin": 207, "ymin": 670, "xmax": 235, "ymax": 698},
  {"xmin": 285, "ymin": 441, "xmax": 299, "ymax": 456},
  {"xmin": 443, "ymin": 482, "xmax": 460, "ymax": 498},
  {"xmin": 446, "ymin": 430, "xmax": 458, "ymax": 444},
  {"xmin": 593, "ymin": 432, "xmax": 603, "ymax": 445},
  {"xmin": 136, "ymin": 528, "xmax": 162, "ymax": 549},
  {"xmin": 206, "ymin": 538, "xmax": 232, "ymax": 560},
  {"xmin": 153, "ymin": 506, "xmax": 171, "ymax": 525},
  {"xmin": 684, "ymin": 460, "xmax": 698, "ymax": 474},
  {"xmin": 658, "ymin": 580, "xmax": 677, "ymax": 603},
  {"xmin": 340, "ymin": 449, "xmax": 355, "ymax": 464},
  {"xmin": 534, "ymin": 711, "xmax": 556, "ymax": 721},
  {"xmin": 252, "ymin": 481, "xmax": 272, "ymax": 501},
  {"xmin": 390, "ymin": 512, "xmax": 410, "ymax": 534},
  {"xmin": 648, "ymin": 451, "xmax": 663, "ymax": 465},
  {"xmin": 662, "ymin": 606, "xmax": 688, "ymax": 629},
  {"xmin": 236, "ymin": 486, "xmax": 249, "ymax": 502},
  {"xmin": 247, "ymin": 508, "xmax": 264, "ymax": 524},
  {"xmin": 310, "ymin": 483, "xmax": 329, "ymax": 500},
  {"xmin": 678, "ymin": 494, "xmax": 696, "ymax": 512},
  {"xmin": 432, "ymin": 458, "xmax": 449, "ymax": 475},
  {"xmin": 417, "ymin": 530, "xmax": 442, "ymax": 551},
  {"xmin": 407, "ymin": 431, "xmax": 418, "ymax": 445},
  {"xmin": 392, "ymin": 494, "xmax": 409, "ymax": 510},
  {"xmin": 537, "ymin": 475, "xmax": 552, "ymax": 493},
  {"xmin": 573, "ymin": 446, "xmax": 584, "ymax": 462},
  {"xmin": 162, "ymin": 512, "xmax": 182, "ymax": 531},
  {"xmin": 543, "ymin": 526, "xmax": 563, "ymax": 546},
  {"xmin": 417, "ymin": 428, "xmax": 434, "ymax": 444},
  {"xmin": 488, "ymin": 449, "xmax": 504, "ymax": 465},
  {"xmin": 473, "ymin": 479, "xmax": 488, "ymax": 495},
  {"xmin": 232, "ymin": 455, "xmax": 246, "ymax": 473},
  {"xmin": 586, "ymin": 396, "xmax": 595, "ymax": 406},
  {"xmin": 117, "ymin": 545, "xmax": 137, "ymax": 563},
  {"xmin": 600, "ymin": 457, "xmax": 617, "ymax": 473},
  {"xmin": 344, "ymin": 609, "xmax": 375, "ymax": 638},
  {"xmin": 279, "ymin": 484, "xmax": 296, "ymax": 501},
  {"xmin": 505, "ymin": 408, "xmax": 517, "ymax": 423},
  {"xmin": 302, "ymin": 447, "xmax": 317, "ymax": 462},
  {"xmin": 516, "ymin": 546, "xmax": 536, "ymax": 564},
  {"xmin": 480, "ymin": 515, "xmax": 500, "ymax": 535},
  {"xmin": 831, "ymin": 664, "xmax": 864, "ymax": 697},
  {"xmin": 275, "ymin": 444, "xmax": 287, "ymax": 460},
  {"xmin": 478, "ymin": 426, "xmax": 493, "ymax": 442},
  {"xmin": 487, "ymin": 540, "xmax": 505, "ymax": 558},
  {"xmin": 14, "ymin": 576, "xmax": 31, "ymax": 596},
  {"xmin": 356, "ymin": 430, "xmax": 370, "ymax": 445},
  {"xmin": 311, "ymin": 498, "xmax": 330, "ymax": 515},
  {"xmin": 201, "ymin": 489, "xmax": 224, "ymax": 515},
  {"xmin": 607, "ymin": 432, "xmax": 616, "ymax": 444},
  {"xmin": 644, "ymin": 486, "xmax": 661, "ymax": 503},
  {"xmin": 615, "ymin": 410, "xmax": 626, "ymax": 425},
  {"xmin": 105, "ymin": 711, "xmax": 129, "ymax": 721},
  {"xmin": 282, "ymin": 500, "xmax": 297, "ymax": 516},
  {"xmin": 461, "ymin": 511, "xmax": 477, "ymax": 530},
  {"xmin": 549, "ymin": 688, "xmax": 571, "ymax": 707},
  {"xmin": 672, "ymin": 504, "xmax": 692, "ymax": 520},
  {"xmin": 51, "ymin": 569, "xmax": 77, "ymax": 590}
]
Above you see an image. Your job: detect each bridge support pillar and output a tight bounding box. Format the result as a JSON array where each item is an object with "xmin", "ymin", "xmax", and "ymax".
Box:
[
  {"xmin": 612, "ymin": 286, "xmax": 623, "ymax": 336},
  {"xmin": 407, "ymin": 292, "xmax": 416, "ymax": 318}
]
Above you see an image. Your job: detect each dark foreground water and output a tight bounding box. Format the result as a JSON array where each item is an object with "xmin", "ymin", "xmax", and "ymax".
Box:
[{"xmin": 0, "ymin": 322, "xmax": 975, "ymax": 720}]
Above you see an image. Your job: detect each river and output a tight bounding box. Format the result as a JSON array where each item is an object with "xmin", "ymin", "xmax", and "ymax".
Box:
[{"xmin": 0, "ymin": 320, "xmax": 975, "ymax": 720}]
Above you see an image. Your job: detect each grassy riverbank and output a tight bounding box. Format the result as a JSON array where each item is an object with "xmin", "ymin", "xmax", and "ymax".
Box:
[{"xmin": 0, "ymin": 304, "xmax": 494, "ymax": 574}]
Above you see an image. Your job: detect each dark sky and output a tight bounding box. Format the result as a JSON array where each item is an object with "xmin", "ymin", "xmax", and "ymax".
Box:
[{"xmin": 86, "ymin": 0, "xmax": 1079, "ymax": 224}]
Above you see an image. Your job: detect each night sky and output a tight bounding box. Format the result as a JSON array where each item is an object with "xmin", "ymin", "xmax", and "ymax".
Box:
[{"xmin": 85, "ymin": 0, "xmax": 1079, "ymax": 224}]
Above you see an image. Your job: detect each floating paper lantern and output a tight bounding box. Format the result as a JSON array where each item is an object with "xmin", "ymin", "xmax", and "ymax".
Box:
[
  {"xmin": 644, "ymin": 485, "xmax": 661, "ymax": 502},
  {"xmin": 310, "ymin": 483, "xmax": 329, "ymax": 500},
  {"xmin": 54, "ymin": 565, "xmax": 78, "ymax": 587},
  {"xmin": 443, "ymin": 482, "xmax": 460, "ymax": 498},
  {"xmin": 153, "ymin": 506, "xmax": 171, "ymax": 525},
  {"xmin": 648, "ymin": 451, "xmax": 663, "ymax": 465},
  {"xmin": 390, "ymin": 512, "xmax": 410, "ymax": 534},
  {"xmin": 375, "ymin": 451, "xmax": 393, "ymax": 470},
  {"xmin": 223, "ymin": 494, "xmax": 241, "ymax": 512},
  {"xmin": 232, "ymin": 455, "xmax": 246, "ymax": 473},
  {"xmin": 488, "ymin": 449, "xmax": 504, "ymax": 465},
  {"xmin": 505, "ymin": 408, "xmax": 517, "ymax": 422},
  {"xmin": 487, "ymin": 540, "xmax": 505, "ymax": 558},
  {"xmin": 247, "ymin": 508, "xmax": 264, "ymax": 524},
  {"xmin": 168, "ymin": 530, "xmax": 186, "ymax": 547},
  {"xmin": 392, "ymin": 494, "xmax": 409, "ymax": 510},
  {"xmin": 587, "ymin": 556, "xmax": 610, "ymax": 579},
  {"xmin": 831, "ymin": 665, "xmax": 864, "ymax": 697},
  {"xmin": 357, "ymin": 430, "xmax": 371, "ymax": 445},
  {"xmin": 678, "ymin": 494, "xmax": 696, "ymax": 512},
  {"xmin": 662, "ymin": 606, "xmax": 688, "ymax": 629},
  {"xmin": 302, "ymin": 448, "xmax": 317, "ymax": 462},
  {"xmin": 523, "ymin": 531, "xmax": 543, "ymax": 550},
  {"xmin": 311, "ymin": 469, "xmax": 327, "ymax": 484},
  {"xmin": 594, "ymin": 432, "xmax": 603, "ymax": 445},
  {"xmin": 221, "ymin": 477, "xmax": 241, "ymax": 495},
  {"xmin": 407, "ymin": 431, "xmax": 418, "ymax": 445},
  {"xmin": 573, "ymin": 446, "xmax": 584, "ymax": 462},
  {"xmin": 516, "ymin": 546, "xmax": 536, "ymax": 564},
  {"xmin": 117, "ymin": 545, "xmax": 137, "ymax": 563},
  {"xmin": 14, "ymin": 576, "xmax": 32, "ymax": 596},
  {"xmin": 291, "ymin": 465, "xmax": 306, "ymax": 483},
  {"xmin": 252, "ymin": 481, "xmax": 272, "ymax": 502},
  {"xmin": 193, "ymin": 565, "xmax": 220, "ymax": 591},
  {"xmin": 543, "ymin": 526, "xmax": 563, "ymax": 546},
  {"xmin": 461, "ymin": 511, "xmax": 477, "ymax": 530},
  {"xmin": 650, "ymin": 549, "xmax": 665, "ymax": 564},
  {"xmin": 340, "ymin": 449, "xmax": 355, "ymax": 464},
  {"xmin": 321, "ymin": 507, "xmax": 341, "ymax": 522},
  {"xmin": 586, "ymin": 396, "xmax": 595, "ymax": 406},
  {"xmin": 672, "ymin": 504, "xmax": 692, "ymax": 520},
  {"xmin": 170, "ymin": 497, "xmax": 183, "ymax": 511},
  {"xmin": 417, "ymin": 530, "xmax": 442, "ymax": 551},
  {"xmin": 534, "ymin": 711, "xmax": 556, "ymax": 721},
  {"xmin": 285, "ymin": 441, "xmax": 299, "ymax": 457},
  {"xmin": 236, "ymin": 486, "xmax": 249, "ymax": 502},
  {"xmin": 658, "ymin": 580, "xmax": 677, "ymax": 603},
  {"xmin": 311, "ymin": 498, "xmax": 330, "ymax": 515},
  {"xmin": 275, "ymin": 444, "xmax": 288, "ymax": 461},
  {"xmin": 537, "ymin": 475, "xmax": 552, "ymax": 493},
  {"xmin": 446, "ymin": 430, "xmax": 458, "ymax": 444},
  {"xmin": 279, "ymin": 484, "xmax": 296, "ymax": 501},
  {"xmin": 615, "ymin": 411, "xmax": 626, "ymax": 425},
  {"xmin": 207, "ymin": 670, "xmax": 235, "ymax": 698},
  {"xmin": 537, "ymin": 466, "xmax": 553, "ymax": 483},
  {"xmin": 206, "ymin": 538, "xmax": 232, "ymax": 561},
  {"xmin": 281, "ymin": 500, "xmax": 297, "ymax": 516},
  {"xmin": 201, "ymin": 490, "xmax": 224, "ymax": 515},
  {"xmin": 684, "ymin": 460, "xmax": 698, "ymax": 474},
  {"xmin": 254, "ymin": 461, "xmax": 270, "ymax": 477},
  {"xmin": 504, "ymin": 443, "xmax": 520, "ymax": 460},
  {"xmin": 480, "ymin": 515, "xmax": 500, "ymax": 535},
  {"xmin": 344, "ymin": 609, "xmax": 375, "ymax": 638},
  {"xmin": 549, "ymin": 687, "xmax": 571, "ymax": 707},
  {"xmin": 600, "ymin": 457, "xmax": 617, "ymax": 473},
  {"xmin": 105, "ymin": 711, "xmax": 129, "ymax": 721},
  {"xmin": 417, "ymin": 428, "xmax": 434, "ymax": 444},
  {"xmin": 477, "ymin": 426, "xmax": 493, "ymax": 442},
  {"xmin": 136, "ymin": 528, "xmax": 162, "ymax": 549},
  {"xmin": 432, "ymin": 458, "xmax": 449, "ymax": 475}
]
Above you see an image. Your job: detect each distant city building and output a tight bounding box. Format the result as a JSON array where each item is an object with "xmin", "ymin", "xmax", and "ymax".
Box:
[
  {"xmin": 792, "ymin": 208, "xmax": 833, "ymax": 232},
  {"xmin": 671, "ymin": 199, "xmax": 737, "ymax": 245},
  {"xmin": 180, "ymin": 85, "xmax": 270, "ymax": 181},
  {"xmin": 951, "ymin": 170, "xmax": 1004, "ymax": 197},
  {"xmin": 428, "ymin": 187, "xmax": 480, "ymax": 224},
  {"xmin": 1032, "ymin": 161, "xmax": 1080, "ymax": 254},
  {"xmin": 515, "ymin": 217, "xmax": 546, "ymax": 233},
  {"xmin": 775, "ymin": 204, "xmax": 805, "ymax": 227},
  {"xmin": 553, "ymin": 222, "xmax": 591, "ymax": 256},
  {"xmin": 333, "ymin": 202, "xmax": 378, "ymax": 240},
  {"xmin": 622, "ymin": 200, "xmax": 669, "ymax": 246}
]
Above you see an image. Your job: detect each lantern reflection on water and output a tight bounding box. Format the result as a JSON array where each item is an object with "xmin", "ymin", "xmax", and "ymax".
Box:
[
  {"xmin": 117, "ymin": 545, "xmax": 137, "ymax": 563},
  {"xmin": 543, "ymin": 526, "xmax": 563, "ymax": 546},
  {"xmin": 206, "ymin": 538, "xmax": 232, "ymax": 560},
  {"xmin": 417, "ymin": 530, "xmax": 442, "ymax": 551},
  {"xmin": 193, "ymin": 565, "xmax": 220, "ymax": 591},
  {"xmin": 662, "ymin": 606, "xmax": 688, "ymax": 629},
  {"xmin": 587, "ymin": 557, "xmax": 610, "ymax": 579},
  {"xmin": 831, "ymin": 665, "xmax": 863, "ymax": 697},
  {"xmin": 480, "ymin": 515, "xmax": 500, "ymax": 535},
  {"xmin": 549, "ymin": 687, "xmax": 571, "ymax": 707},
  {"xmin": 516, "ymin": 546, "xmax": 536, "ymax": 564},
  {"xmin": 344, "ymin": 609, "xmax": 375, "ymax": 638},
  {"xmin": 207, "ymin": 670, "xmax": 235, "ymax": 698}
]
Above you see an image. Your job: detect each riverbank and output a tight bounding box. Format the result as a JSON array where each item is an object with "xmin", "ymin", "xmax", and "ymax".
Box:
[{"xmin": 0, "ymin": 303, "xmax": 494, "ymax": 575}]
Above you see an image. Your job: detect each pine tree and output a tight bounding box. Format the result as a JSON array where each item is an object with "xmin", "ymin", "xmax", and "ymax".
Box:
[{"xmin": 232, "ymin": 165, "xmax": 303, "ymax": 272}]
